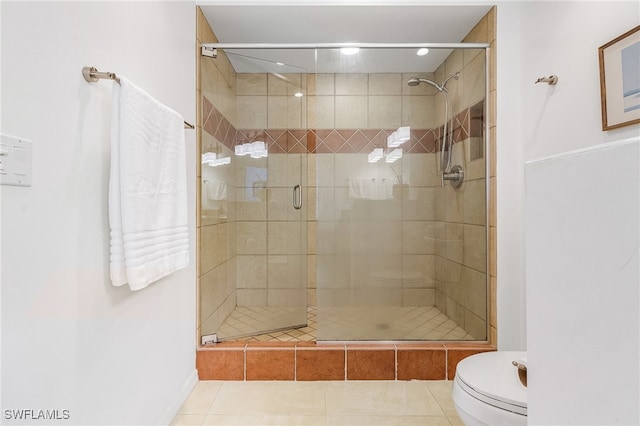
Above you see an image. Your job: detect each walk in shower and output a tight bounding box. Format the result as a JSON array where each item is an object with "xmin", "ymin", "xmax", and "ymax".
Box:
[{"xmin": 198, "ymin": 42, "xmax": 489, "ymax": 343}]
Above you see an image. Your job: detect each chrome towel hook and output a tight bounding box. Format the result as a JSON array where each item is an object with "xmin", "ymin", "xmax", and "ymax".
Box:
[{"xmin": 535, "ymin": 75, "xmax": 558, "ymax": 85}]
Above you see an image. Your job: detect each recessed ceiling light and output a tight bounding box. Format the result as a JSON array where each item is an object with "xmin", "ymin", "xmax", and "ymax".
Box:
[
  {"xmin": 294, "ymin": 92, "xmax": 303, "ymax": 98},
  {"xmin": 340, "ymin": 47, "xmax": 360, "ymax": 55},
  {"xmin": 276, "ymin": 62, "xmax": 284, "ymax": 66},
  {"xmin": 417, "ymin": 48, "xmax": 429, "ymax": 56}
]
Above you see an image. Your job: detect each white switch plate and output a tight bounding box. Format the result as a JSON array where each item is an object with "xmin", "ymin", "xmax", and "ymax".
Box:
[{"xmin": 0, "ymin": 134, "xmax": 32, "ymax": 187}]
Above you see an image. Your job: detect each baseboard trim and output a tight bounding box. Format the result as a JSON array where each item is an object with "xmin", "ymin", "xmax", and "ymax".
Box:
[{"xmin": 156, "ymin": 368, "xmax": 199, "ymax": 425}]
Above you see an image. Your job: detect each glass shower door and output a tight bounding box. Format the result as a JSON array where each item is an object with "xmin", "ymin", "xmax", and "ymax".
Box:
[
  {"xmin": 313, "ymin": 46, "xmax": 488, "ymax": 341},
  {"xmin": 200, "ymin": 48, "xmax": 308, "ymax": 342}
]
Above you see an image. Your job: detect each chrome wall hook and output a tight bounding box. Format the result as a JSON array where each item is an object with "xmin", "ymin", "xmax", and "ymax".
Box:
[{"xmin": 535, "ymin": 75, "xmax": 558, "ymax": 85}]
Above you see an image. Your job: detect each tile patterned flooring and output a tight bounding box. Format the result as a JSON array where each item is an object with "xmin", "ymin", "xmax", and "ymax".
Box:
[
  {"xmin": 172, "ymin": 380, "xmax": 464, "ymax": 425},
  {"xmin": 221, "ymin": 306, "xmax": 475, "ymax": 342}
]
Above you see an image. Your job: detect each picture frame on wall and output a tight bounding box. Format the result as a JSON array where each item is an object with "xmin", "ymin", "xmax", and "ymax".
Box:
[{"xmin": 598, "ymin": 25, "xmax": 640, "ymax": 131}]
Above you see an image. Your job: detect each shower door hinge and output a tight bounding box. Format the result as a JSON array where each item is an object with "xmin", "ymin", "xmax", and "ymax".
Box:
[
  {"xmin": 201, "ymin": 46, "xmax": 217, "ymax": 58},
  {"xmin": 201, "ymin": 333, "xmax": 218, "ymax": 345}
]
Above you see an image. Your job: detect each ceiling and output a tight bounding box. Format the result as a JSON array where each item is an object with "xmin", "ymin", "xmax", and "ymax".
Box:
[{"xmin": 198, "ymin": 4, "xmax": 492, "ymax": 74}]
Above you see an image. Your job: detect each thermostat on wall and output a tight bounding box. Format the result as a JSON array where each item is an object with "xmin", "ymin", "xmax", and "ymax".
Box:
[{"xmin": 0, "ymin": 134, "xmax": 32, "ymax": 187}]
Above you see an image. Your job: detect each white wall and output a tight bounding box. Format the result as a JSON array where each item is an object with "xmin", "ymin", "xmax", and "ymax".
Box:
[
  {"xmin": 496, "ymin": 1, "xmax": 640, "ymax": 422},
  {"xmin": 1, "ymin": 2, "xmax": 197, "ymax": 425},
  {"xmin": 496, "ymin": 0, "xmax": 640, "ymax": 350},
  {"xmin": 525, "ymin": 138, "xmax": 639, "ymax": 425}
]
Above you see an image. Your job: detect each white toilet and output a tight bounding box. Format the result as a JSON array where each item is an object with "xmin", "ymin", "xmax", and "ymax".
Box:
[{"xmin": 451, "ymin": 351, "xmax": 527, "ymax": 425}]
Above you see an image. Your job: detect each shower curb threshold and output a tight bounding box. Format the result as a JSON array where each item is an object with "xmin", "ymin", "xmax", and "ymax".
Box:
[{"xmin": 196, "ymin": 341, "xmax": 495, "ymax": 381}]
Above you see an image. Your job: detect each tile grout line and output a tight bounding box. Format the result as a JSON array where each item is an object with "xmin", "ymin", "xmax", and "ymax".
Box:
[
  {"xmin": 344, "ymin": 344, "xmax": 347, "ymax": 381},
  {"xmin": 444, "ymin": 345, "xmax": 448, "ymax": 380},
  {"xmin": 394, "ymin": 344, "xmax": 398, "ymax": 381},
  {"xmin": 243, "ymin": 344, "xmax": 247, "ymax": 381}
]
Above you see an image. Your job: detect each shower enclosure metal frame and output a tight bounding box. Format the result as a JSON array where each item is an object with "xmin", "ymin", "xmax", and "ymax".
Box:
[{"xmin": 200, "ymin": 41, "xmax": 492, "ymax": 342}]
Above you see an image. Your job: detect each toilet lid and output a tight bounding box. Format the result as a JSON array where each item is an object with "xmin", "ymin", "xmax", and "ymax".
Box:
[{"xmin": 455, "ymin": 351, "xmax": 528, "ymax": 415}]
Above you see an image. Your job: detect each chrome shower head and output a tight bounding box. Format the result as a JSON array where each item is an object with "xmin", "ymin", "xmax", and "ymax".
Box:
[{"xmin": 406, "ymin": 77, "xmax": 444, "ymax": 92}]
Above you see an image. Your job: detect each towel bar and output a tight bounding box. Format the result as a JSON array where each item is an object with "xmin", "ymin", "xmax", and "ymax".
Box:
[{"xmin": 82, "ymin": 66, "xmax": 195, "ymax": 130}]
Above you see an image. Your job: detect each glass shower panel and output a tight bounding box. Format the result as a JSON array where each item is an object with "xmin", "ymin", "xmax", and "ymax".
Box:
[
  {"xmin": 199, "ymin": 48, "xmax": 308, "ymax": 342},
  {"xmin": 314, "ymin": 47, "xmax": 488, "ymax": 341}
]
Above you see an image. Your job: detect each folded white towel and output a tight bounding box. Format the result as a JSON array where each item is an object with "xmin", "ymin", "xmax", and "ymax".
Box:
[{"xmin": 109, "ymin": 76, "xmax": 189, "ymax": 290}]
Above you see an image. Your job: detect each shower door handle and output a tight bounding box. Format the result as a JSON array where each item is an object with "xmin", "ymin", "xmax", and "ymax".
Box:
[{"xmin": 293, "ymin": 185, "xmax": 302, "ymax": 210}]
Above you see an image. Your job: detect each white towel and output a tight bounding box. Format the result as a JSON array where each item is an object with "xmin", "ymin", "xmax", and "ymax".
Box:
[{"xmin": 109, "ymin": 76, "xmax": 189, "ymax": 290}]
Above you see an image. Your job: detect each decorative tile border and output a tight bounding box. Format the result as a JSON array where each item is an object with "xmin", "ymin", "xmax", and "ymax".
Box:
[
  {"xmin": 196, "ymin": 342, "xmax": 495, "ymax": 381},
  {"xmin": 202, "ymin": 95, "xmax": 482, "ymax": 155}
]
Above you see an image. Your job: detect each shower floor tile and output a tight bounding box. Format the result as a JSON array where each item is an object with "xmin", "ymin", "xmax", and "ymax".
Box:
[{"xmin": 221, "ymin": 305, "xmax": 475, "ymax": 342}]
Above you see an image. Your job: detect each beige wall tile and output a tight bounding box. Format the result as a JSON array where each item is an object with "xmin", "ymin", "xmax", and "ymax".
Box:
[
  {"xmin": 236, "ymin": 198, "xmax": 267, "ymax": 221},
  {"xmin": 402, "ymin": 289, "xmax": 436, "ymax": 307},
  {"xmin": 402, "ymin": 96, "xmax": 436, "ymax": 129},
  {"xmin": 200, "ymin": 224, "xmax": 228, "ymax": 274},
  {"xmin": 237, "ymin": 288, "xmax": 267, "ymax": 306},
  {"xmin": 316, "ymin": 221, "xmax": 336, "ymax": 255},
  {"xmin": 463, "ymin": 48, "xmax": 484, "ymax": 68},
  {"xmin": 308, "ymin": 96, "xmax": 335, "ymax": 129},
  {"xmin": 463, "ymin": 224, "xmax": 486, "ymax": 273},
  {"xmin": 267, "ymin": 188, "xmax": 302, "ymax": 221},
  {"xmin": 236, "ymin": 255, "xmax": 267, "ymax": 289},
  {"xmin": 402, "ymin": 254, "xmax": 436, "ymax": 289},
  {"xmin": 237, "ymin": 73, "xmax": 267, "ymax": 95},
  {"xmin": 201, "ymin": 56, "xmax": 222, "ymax": 107},
  {"xmin": 464, "ymin": 309, "xmax": 487, "ymax": 340},
  {"xmin": 268, "ymin": 221, "xmax": 305, "ymax": 255},
  {"xmin": 199, "ymin": 268, "xmax": 216, "ymax": 320},
  {"xmin": 445, "ymin": 223, "xmax": 464, "ymax": 264},
  {"xmin": 237, "ymin": 221, "xmax": 267, "ymax": 254},
  {"xmin": 335, "ymin": 96, "xmax": 367, "ymax": 128},
  {"xmin": 267, "ymin": 255, "xmax": 304, "ymax": 289},
  {"xmin": 335, "ymin": 73, "xmax": 368, "ymax": 95},
  {"xmin": 287, "ymin": 95, "xmax": 306, "ymax": 129},
  {"xmin": 316, "ymin": 154, "xmax": 336, "ymax": 187},
  {"xmin": 462, "ymin": 266, "xmax": 486, "ymax": 320},
  {"xmin": 462, "ymin": 178, "xmax": 486, "ymax": 226},
  {"xmin": 268, "ymin": 289, "xmax": 307, "ymax": 307},
  {"xmin": 402, "ymin": 221, "xmax": 436, "ymax": 255},
  {"xmin": 463, "ymin": 53, "xmax": 486, "ymax": 110},
  {"xmin": 368, "ymin": 96, "xmax": 402, "ymax": 129},
  {"xmin": 405, "ymin": 154, "xmax": 441, "ymax": 188},
  {"xmin": 369, "ymin": 73, "xmax": 402, "ymax": 95},
  {"xmin": 308, "ymin": 74, "xmax": 335, "ymax": 95},
  {"xmin": 402, "ymin": 186, "xmax": 436, "ymax": 221},
  {"xmin": 267, "ymin": 96, "xmax": 288, "ymax": 129},
  {"xmin": 266, "ymin": 154, "xmax": 287, "ymax": 187},
  {"xmin": 236, "ymin": 96, "xmax": 267, "ymax": 129},
  {"xmin": 445, "ymin": 49, "xmax": 464, "ymax": 80},
  {"xmin": 308, "ymin": 254, "xmax": 317, "ymax": 289},
  {"xmin": 463, "ymin": 138, "xmax": 486, "ymax": 181},
  {"xmin": 234, "ymin": 155, "xmax": 266, "ymax": 189},
  {"xmin": 286, "ymin": 73, "xmax": 305, "ymax": 96},
  {"xmin": 446, "ymin": 297, "xmax": 465, "ymax": 327},
  {"xmin": 268, "ymin": 73, "xmax": 288, "ymax": 95},
  {"xmin": 435, "ymin": 185, "xmax": 464, "ymax": 223}
]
